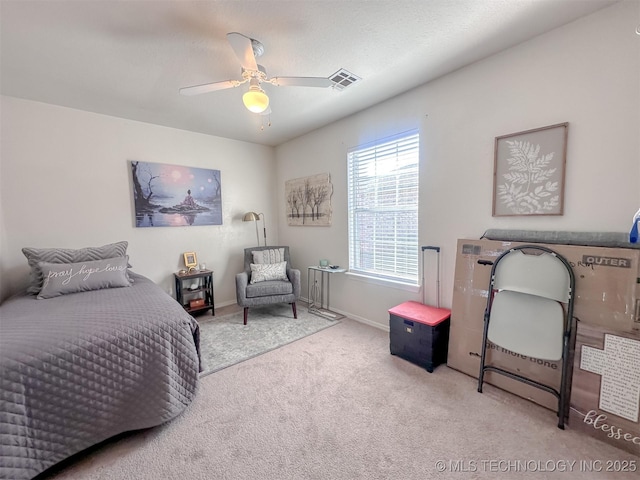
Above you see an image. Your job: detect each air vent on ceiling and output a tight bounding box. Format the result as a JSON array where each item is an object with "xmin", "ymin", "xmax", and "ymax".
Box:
[{"xmin": 330, "ymin": 69, "xmax": 361, "ymax": 90}]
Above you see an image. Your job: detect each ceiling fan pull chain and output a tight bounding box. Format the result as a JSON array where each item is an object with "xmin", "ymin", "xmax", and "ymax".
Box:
[{"xmin": 260, "ymin": 112, "xmax": 272, "ymax": 131}]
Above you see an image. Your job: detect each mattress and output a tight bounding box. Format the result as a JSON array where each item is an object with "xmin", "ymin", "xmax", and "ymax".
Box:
[{"xmin": 0, "ymin": 272, "xmax": 201, "ymax": 479}]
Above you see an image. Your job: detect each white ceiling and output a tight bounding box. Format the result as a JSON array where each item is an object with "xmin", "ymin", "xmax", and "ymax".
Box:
[{"xmin": 0, "ymin": 0, "xmax": 617, "ymax": 147}]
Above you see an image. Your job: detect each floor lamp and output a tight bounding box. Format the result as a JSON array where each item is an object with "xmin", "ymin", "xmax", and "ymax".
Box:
[{"xmin": 243, "ymin": 212, "xmax": 267, "ymax": 246}]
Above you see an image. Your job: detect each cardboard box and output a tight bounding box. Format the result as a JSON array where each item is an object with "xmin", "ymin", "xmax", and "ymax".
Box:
[
  {"xmin": 448, "ymin": 238, "xmax": 640, "ymax": 410},
  {"xmin": 452, "ymin": 239, "xmax": 640, "ymax": 333},
  {"xmin": 448, "ymin": 322, "xmax": 562, "ymax": 411},
  {"xmin": 569, "ymin": 323, "xmax": 640, "ymax": 455}
]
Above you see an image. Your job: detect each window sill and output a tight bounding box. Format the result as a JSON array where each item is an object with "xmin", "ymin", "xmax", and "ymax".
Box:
[{"xmin": 345, "ymin": 271, "xmax": 420, "ymax": 293}]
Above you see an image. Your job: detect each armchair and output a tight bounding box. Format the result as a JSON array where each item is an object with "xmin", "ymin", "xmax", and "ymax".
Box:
[{"xmin": 235, "ymin": 246, "xmax": 301, "ymax": 325}]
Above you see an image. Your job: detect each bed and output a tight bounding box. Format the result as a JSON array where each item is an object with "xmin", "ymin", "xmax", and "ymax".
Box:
[{"xmin": 0, "ymin": 269, "xmax": 201, "ymax": 480}]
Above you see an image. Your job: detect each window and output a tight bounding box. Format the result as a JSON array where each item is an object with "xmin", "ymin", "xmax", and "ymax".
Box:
[{"xmin": 347, "ymin": 130, "xmax": 419, "ymax": 285}]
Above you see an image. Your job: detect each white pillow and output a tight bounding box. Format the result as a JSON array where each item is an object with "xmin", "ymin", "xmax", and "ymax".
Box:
[
  {"xmin": 250, "ymin": 261, "xmax": 288, "ymax": 284},
  {"xmin": 252, "ymin": 248, "xmax": 285, "ymax": 264}
]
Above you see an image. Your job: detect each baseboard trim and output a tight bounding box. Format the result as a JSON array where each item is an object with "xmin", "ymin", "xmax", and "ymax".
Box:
[
  {"xmin": 300, "ymin": 296, "xmax": 389, "ymax": 332},
  {"xmin": 216, "ymin": 299, "xmax": 239, "ymax": 308}
]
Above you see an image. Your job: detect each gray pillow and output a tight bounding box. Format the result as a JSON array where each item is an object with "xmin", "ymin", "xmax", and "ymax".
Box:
[
  {"xmin": 37, "ymin": 256, "xmax": 132, "ymax": 299},
  {"xmin": 22, "ymin": 241, "xmax": 130, "ymax": 294}
]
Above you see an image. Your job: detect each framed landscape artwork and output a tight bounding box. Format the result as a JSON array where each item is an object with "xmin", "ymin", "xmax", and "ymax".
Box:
[
  {"xmin": 130, "ymin": 161, "xmax": 222, "ymax": 227},
  {"xmin": 285, "ymin": 173, "xmax": 333, "ymax": 226},
  {"xmin": 493, "ymin": 122, "xmax": 568, "ymax": 217}
]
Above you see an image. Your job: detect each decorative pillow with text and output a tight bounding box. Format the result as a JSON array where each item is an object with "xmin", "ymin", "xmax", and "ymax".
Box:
[
  {"xmin": 23, "ymin": 241, "xmax": 131, "ymax": 294},
  {"xmin": 249, "ymin": 261, "xmax": 288, "ymax": 284},
  {"xmin": 37, "ymin": 256, "xmax": 132, "ymax": 299}
]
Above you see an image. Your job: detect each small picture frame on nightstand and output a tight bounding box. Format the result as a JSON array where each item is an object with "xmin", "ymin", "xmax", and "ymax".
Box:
[{"xmin": 183, "ymin": 252, "xmax": 198, "ymax": 270}]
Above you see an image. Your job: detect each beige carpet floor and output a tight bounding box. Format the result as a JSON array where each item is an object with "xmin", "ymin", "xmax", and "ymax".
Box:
[{"xmin": 40, "ymin": 317, "xmax": 637, "ymax": 479}]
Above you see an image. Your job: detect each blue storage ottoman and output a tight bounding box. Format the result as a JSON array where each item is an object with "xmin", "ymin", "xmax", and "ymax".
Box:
[{"xmin": 389, "ymin": 301, "xmax": 451, "ymax": 372}]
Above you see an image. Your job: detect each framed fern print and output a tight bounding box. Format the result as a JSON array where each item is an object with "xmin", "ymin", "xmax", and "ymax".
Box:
[{"xmin": 493, "ymin": 122, "xmax": 568, "ymax": 216}]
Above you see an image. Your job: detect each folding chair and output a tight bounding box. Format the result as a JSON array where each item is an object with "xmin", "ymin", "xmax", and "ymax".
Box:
[{"xmin": 477, "ymin": 245, "xmax": 575, "ymax": 429}]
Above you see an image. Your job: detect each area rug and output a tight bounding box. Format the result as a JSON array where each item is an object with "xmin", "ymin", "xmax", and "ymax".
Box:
[{"xmin": 197, "ymin": 303, "xmax": 339, "ymax": 376}]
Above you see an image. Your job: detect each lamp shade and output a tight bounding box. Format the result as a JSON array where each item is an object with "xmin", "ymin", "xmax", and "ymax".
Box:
[
  {"xmin": 242, "ymin": 86, "xmax": 269, "ymax": 113},
  {"xmin": 243, "ymin": 211, "xmax": 266, "ymax": 246},
  {"xmin": 243, "ymin": 211, "xmax": 260, "ymax": 222}
]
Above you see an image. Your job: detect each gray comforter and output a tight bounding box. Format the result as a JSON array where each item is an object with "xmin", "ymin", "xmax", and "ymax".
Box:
[{"xmin": 0, "ymin": 273, "xmax": 201, "ymax": 479}]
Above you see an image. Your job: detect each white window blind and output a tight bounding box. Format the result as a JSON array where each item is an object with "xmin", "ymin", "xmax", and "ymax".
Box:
[{"xmin": 347, "ymin": 130, "xmax": 419, "ymax": 284}]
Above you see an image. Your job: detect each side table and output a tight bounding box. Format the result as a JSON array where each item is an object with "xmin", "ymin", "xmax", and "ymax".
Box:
[
  {"xmin": 307, "ymin": 266, "xmax": 346, "ymax": 319},
  {"xmin": 174, "ymin": 269, "xmax": 215, "ymax": 316}
]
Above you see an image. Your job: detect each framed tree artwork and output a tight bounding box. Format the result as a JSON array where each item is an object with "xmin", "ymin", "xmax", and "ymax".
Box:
[
  {"xmin": 285, "ymin": 173, "xmax": 333, "ymax": 226},
  {"xmin": 493, "ymin": 122, "xmax": 568, "ymax": 217}
]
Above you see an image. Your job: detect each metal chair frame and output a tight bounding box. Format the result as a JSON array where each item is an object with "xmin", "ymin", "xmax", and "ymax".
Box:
[{"xmin": 477, "ymin": 245, "xmax": 575, "ymax": 429}]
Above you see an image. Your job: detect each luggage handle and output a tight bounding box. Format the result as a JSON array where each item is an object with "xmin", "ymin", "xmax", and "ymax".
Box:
[{"xmin": 421, "ymin": 245, "xmax": 442, "ymax": 308}]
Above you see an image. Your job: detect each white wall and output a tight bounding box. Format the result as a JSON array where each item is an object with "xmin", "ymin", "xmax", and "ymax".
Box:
[
  {"xmin": 0, "ymin": 97, "xmax": 277, "ymax": 303},
  {"xmin": 1, "ymin": 2, "xmax": 638, "ymax": 322},
  {"xmin": 276, "ymin": 1, "xmax": 640, "ymax": 329}
]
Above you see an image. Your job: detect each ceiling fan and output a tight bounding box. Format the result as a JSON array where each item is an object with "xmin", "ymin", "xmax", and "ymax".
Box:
[{"xmin": 180, "ymin": 32, "xmax": 334, "ymax": 114}]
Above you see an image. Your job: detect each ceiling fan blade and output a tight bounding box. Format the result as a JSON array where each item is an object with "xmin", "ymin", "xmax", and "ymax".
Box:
[
  {"xmin": 179, "ymin": 80, "xmax": 239, "ymax": 96},
  {"xmin": 227, "ymin": 32, "xmax": 258, "ymax": 71},
  {"xmin": 270, "ymin": 77, "xmax": 333, "ymax": 88}
]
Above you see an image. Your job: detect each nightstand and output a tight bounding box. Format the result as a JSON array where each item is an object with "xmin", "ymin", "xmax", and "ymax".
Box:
[{"xmin": 174, "ymin": 269, "xmax": 214, "ymax": 316}]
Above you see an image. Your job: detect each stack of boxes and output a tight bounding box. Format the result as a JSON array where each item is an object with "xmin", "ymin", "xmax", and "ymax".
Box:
[{"xmin": 448, "ymin": 238, "xmax": 639, "ymax": 454}]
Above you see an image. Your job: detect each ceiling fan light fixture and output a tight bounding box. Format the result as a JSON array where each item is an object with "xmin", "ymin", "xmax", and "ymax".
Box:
[
  {"xmin": 243, "ymin": 85, "xmax": 269, "ymax": 113},
  {"xmin": 180, "ymin": 32, "xmax": 335, "ymax": 117}
]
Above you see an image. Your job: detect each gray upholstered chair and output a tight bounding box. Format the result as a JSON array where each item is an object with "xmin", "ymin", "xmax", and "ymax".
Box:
[{"xmin": 235, "ymin": 246, "xmax": 301, "ymax": 325}]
